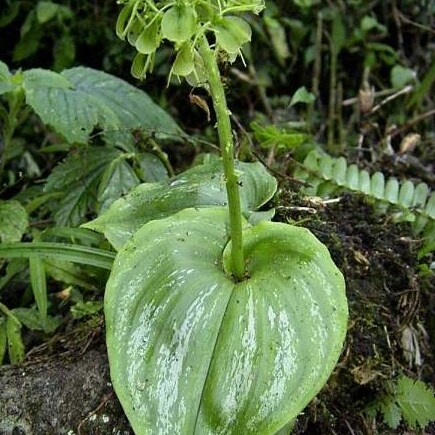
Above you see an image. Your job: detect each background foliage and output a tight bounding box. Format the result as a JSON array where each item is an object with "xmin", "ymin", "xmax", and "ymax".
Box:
[{"xmin": 0, "ymin": 0, "xmax": 434, "ymax": 432}]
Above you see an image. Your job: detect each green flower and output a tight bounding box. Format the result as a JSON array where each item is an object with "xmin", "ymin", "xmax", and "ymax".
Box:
[{"xmin": 115, "ymin": 0, "xmax": 265, "ymax": 80}]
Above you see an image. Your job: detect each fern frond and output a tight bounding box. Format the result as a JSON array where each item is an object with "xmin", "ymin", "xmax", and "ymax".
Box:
[
  {"xmin": 295, "ymin": 150, "xmax": 435, "ymax": 236},
  {"xmin": 395, "ymin": 375, "xmax": 435, "ymax": 429},
  {"xmin": 367, "ymin": 375, "xmax": 435, "ymax": 430}
]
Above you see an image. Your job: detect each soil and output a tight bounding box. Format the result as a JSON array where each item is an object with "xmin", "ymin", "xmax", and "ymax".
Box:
[
  {"xmin": 1, "ymin": 189, "xmax": 433, "ymax": 434},
  {"xmin": 273, "ymin": 190, "xmax": 435, "ymax": 434}
]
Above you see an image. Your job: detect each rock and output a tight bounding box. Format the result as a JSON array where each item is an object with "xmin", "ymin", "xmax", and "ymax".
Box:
[{"xmin": 0, "ymin": 346, "xmax": 132, "ymax": 435}]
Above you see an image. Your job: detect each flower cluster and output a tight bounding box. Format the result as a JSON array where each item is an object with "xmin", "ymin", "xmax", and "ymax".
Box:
[{"xmin": 116, "ymin": 0, "xmax": 265, "ymax": 81}]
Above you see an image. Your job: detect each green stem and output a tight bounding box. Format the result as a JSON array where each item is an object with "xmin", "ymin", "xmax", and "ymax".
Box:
[{"xmin": 198, "ymin": 36, "xmax": 245, "ymax": 281}]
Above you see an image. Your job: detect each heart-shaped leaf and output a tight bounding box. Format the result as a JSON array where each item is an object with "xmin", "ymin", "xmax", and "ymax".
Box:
[
  {"xmin": 84, "ymin": 160, "xmax": 277, "ymax": 250},
  {"xmin": 106, "ymin": 207, "xmax": 348, "ymax": 434}
]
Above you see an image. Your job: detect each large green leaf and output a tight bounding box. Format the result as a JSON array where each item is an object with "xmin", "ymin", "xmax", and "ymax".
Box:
[
  {"xmin": 106, "ymin": 207, "xmax": 348, "ymax": 434},
  {"xmin": 84, "ymin": 160, "xmax": 277, "ymax": 250},
  {"xmin": 45, "ymin": 146, "xmax": 168, "ymax": 226},
  {"xmin": 44, "ymin": 146, "xmax": 120, "ymax": 226},
  {"xmin": 22, "ymin": 66, "xmax": 183, "ymax": 144}
]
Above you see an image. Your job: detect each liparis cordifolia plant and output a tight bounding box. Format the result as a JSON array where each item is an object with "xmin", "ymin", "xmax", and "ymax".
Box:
[{"xmin": 100, "ymin": 1, "xmax": 349, "ymax": 433}]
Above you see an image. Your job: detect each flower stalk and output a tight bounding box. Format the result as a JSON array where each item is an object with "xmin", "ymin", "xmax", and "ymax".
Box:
[{"xmin": 198, "ymin": 36, "xmax": 245, "ymax": 281}]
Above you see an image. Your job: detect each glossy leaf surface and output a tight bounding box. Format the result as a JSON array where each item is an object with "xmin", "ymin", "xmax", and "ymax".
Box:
[
  {"xmin": 106, "ymin": 207, "xmax": 348, "ymax": 434},
  {"xmin": 84, "ymin": 160, "xmax": 277, "ymax": 250}
]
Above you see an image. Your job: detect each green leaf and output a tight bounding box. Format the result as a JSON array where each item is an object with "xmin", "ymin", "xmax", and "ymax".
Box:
[
  {"xmin": 70, "ymin": 300, "xmax": 103, "ymax": 319},
  {"xmin": 36, "ymin": 1, "xmax": 60, "ymax": 24},
  {"xmin": 289, "ymin": 86, "xmax": 315, "ymax": 107},
  {"xmin": 29, "ymin": 254, "xmax": 48, "ymax": 323},
  {"xmin": 136, "ymin": 153, "xmax": 168, "ymax": 183},
  {"xmin": 106, "ymin": 207, "xmax": 347, "ymax": 434},
  {"xmin": 0, "ymin": 242, "xmax": 115, "ymax": 270},
  {"xmin": 6, "ymin": 314, "xmax": 25, "ymax": 364},
  {"xmin": 0, "ymin": 61, "xmax": 14, "ymax": 95},
  {"xmin": 12, "ymin": 307, "xmax": 61, "ymax": 333},
  {"xmin": 0, "ymin": 2, "xmax": 21, "ymax": 28},
  {"xmin": 97, "ymin": 156, "xmax": 140, "ymax": 213},
  {"xmin": 358, "ymin": 170, "xmax": 371, "ymax": 194},
  {"xmin": 250, "ymin": 122, "xmax": 306, "ymax": 151},
  {"xmin": 44, "ymin": 259, "xmax": 98, "ymax": 290},
  {"xmin": 395, "ymin": 375, "xmax": 435, "ymax": 429},
  {"xmin": 0, "ymin": 60, "xmax": 11, "ymax": 79},
  {"xmin": 127, "ymin": 19, "xmax": 143, "ymax": 46},
  {"xmin": 214, "ymin": 16, "xmax": 252, "ymax": 54},
  {"xmin": 161, "ymin": 4, "xmax": 197, "ymax": 42},
  {"xmin": 0, "ymin": 200, "xmax": 29, "ymax": 243},
  {"xmin": 22, "ymin": 67, "xmax": 183, "ymax": 144},
  {"xmin": 45, "ymin": 150, "xmax": 164, "ymax": 225},
  {"xmin": 42, "ymin": 226, "xmax": 105, "ymax": 246},
  {"xmin": 360, "ymin": 16, "xmax": 379, "ymax": 32},
  {"xmin": 293, "ymin": 0, "xmax": 320, "ymax": 8},
  {"xmin": 135, "ymin": 20, "xmax": 161, "ymax": 54},
  {"xmin": 185, "ymin": 50, "xmax": 207, "ymax": 88},
  {"xmin": 116, "ymin": 2, "xmax": 136, "ymax": 39},
  {"xmin": 334, "ymin": 157, "xmax": 347, "ymax": 186},
  {"xmin": 371, "ymin": 172, "xmax": 385, "ymax": 199},
  {"xmin": 412, "ymin": 183, "xmax": 429, "ymax": 209},
  {"xmin": 53, "ymin": 33, "xmax": 76, "ymax": 71},
  {"xmin": 13, "ymin": 11, "xmax": 43, "ymax": 61},
  {"xmin": 384, "ymin": 177, "xmax": 399, "ymax": 203},
  {"xmin": 172, "ymin": 43, "xmax": 195, "ymax": 77},
  {"xmin": 44, "ymin": 146, "xmax": 120, "ymax": 226},
  {"xmin": 398, "ymin": 180, "xmax": 414, "ymax": 208},
  {"xmin": 263, "ymin": 16, "xmax": 290, "ymax": 64},
  {"xmin": 391, "ymin": 65, "xmax": 415, "ymax": 89},
  {"xmin": 131, "ymin": 52, "xmax": 149, "ymax": 80},
  {"xmin": 318, "ymin": 154, "xmax": 333, "ymax": 180},
  {"xmin": 408, "ymin": 60, "xmax": 435, "ymax": 108},
  {"xmin": 84, "ymin": 160, "xmax": 277, "ymax": 250},
  {"xmin": 425, "ymin": 192, "xmax": 435, "ymax": 219},
  {"xmin": 0, "ymin": 259, "xmax": 27, "ymax": 292},
  {"xmin": 346, "ymin": 164, "xmax": 359, "ymax": 190},
  {"xmin": 379, "ymin": 399, "xmax": 401, "ymax": 429}
]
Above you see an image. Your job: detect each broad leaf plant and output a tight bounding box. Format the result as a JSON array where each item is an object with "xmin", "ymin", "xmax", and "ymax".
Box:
[{"xmin": 102, "ymin": 0, "xmax": 349, "ymax": 434}]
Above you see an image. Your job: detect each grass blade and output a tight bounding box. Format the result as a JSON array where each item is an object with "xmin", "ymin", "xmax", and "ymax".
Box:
[{"xmin": 0, "ymin": 242, "xmax": 115, "ymax": 270}]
